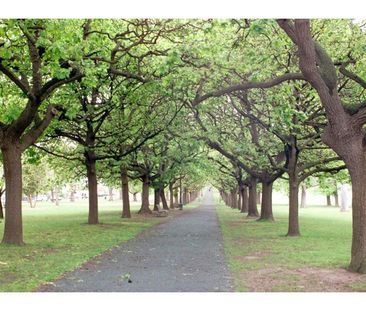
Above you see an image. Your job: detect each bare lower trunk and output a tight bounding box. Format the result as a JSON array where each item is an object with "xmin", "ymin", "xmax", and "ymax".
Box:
[
  {"xmin": 258, "ymin": 181, "xmax": 274, "ymax": 221},
  {"xmin": 300, "ymin": 184, "xmax": 307, "ymax": 208},
  {"xmin": 248, "ymin": 177, "xmax": 259, "ymax": 217},
  {"xmin": 334, "ymin": 190, "xmax": 339, "ymax": 207},
  {"xmin": 231, "ymin": 190, "xmax": 237, "ymax": 209},
  {"xmin": 183, "ymin": 188, "xmax": 188, "ymax": 205},
  {"xmin": 153, "ymin": 188, "xmax": 160, "ymax": 211},
  {"xmin": 174, "ymin": 188, "xmax": 178, "ymax": 205},
  {"xmin": 240, "ymin": 186, "xmax": 248, "ymax": 213},
  {"xmin": 237, "ymin": 189, "xmax": 241, "ymax": 210},
  {"xmin": 121, "ymin": 167, "xmax": 131, "ymax": 218},
  {"xmin": 133, "ymin": 193, "xmax": 137, "ymax": 202},
  {"xmin": 169, "ymin": 182, "xmax": 174, "ymax": 209},
  {"xmin": 139, "ymin": 175, "xmax": 152, "ymax": 214},
  {"xmin": 348, "ymin": 164, "xmax": 366, "ymax": 273},
  {"xmin": 1, "ymin": 144, "xmax": 24, "ymax": 245},
  {"xmin": 326, "ymin": 195, "xmax": 331, "ymax": 206},
  {"xmin": 86, "ymin": 155, "xmax": 98, "ymax": 225},
  {"xmin": 0, "ymin": 190, "xmax": 4, "ymax": 219},
  {"xmin": 28, "ymin": 194, "xmax": 36, "ymax": 208},
  {"xmin": 287, "ymin": 145, "xmax": 300, "ymax": 236},
  {"xmin": 160, "ymin": 188, "xmax": 169, "ymax": 210}
]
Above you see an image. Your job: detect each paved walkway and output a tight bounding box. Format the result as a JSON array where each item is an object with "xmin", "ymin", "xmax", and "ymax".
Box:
[{"xmin": 39, "ymin": 191, "xmax": 233, "ymax": 292}]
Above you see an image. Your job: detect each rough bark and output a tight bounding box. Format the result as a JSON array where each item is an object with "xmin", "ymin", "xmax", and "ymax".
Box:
[
  {"xmin": 231, "ymin": 190, "xmax": 237, "ymax": 209},
  {"xmin": 1, "ymin": 144, "xmax": 24, "ymax": 244},
  {"xmin": 240, "ymin": 186, "xmax": 249, "ymax": 213},
  {"xmin": 0, "ymin": 189, "xmax": 4, "ymax": 219},
  {"xmin": 287, "ymin": 143, "xmax": 300, "ymax": 236},
  {"xmin": 85, "ymin": 152, "xmax": 98, "ymax": 224},
  {"xmin": 237, "ymin": 190, "xmax": 242, "ymax": 210},
  {"xmin": 169, "ymin": 182, "xmax": 174, "ymax": 209},
  {"xmin": 174, "ymin": 188, "xmax": 178, "ymax": 205},
  {"xmin": 153, "ymin": 188, "xmax": 160, "ymax": 211},
  {"xmin": 183, "ymin": 187, "xmax": 188, "ymax": 205},
  {"xmin": 121, "ymin": 166, "xmax": 131, "ymax": 218},
  {"xmin": 348, "ymin": 163, "xmax": 366, "ymax": 273},
  {"xmin": 258, "ymin": 181, "xmax": 274, "ymax": 221},
  {"xmin": 160, "ymin": 188, "xmax": 169, "ymax": 210},
  {"xmin": 247, "ymin": 177, "xmax": 259, "ymax": 217},
  {"xmin": 139, "ymin": 175, "xmax": 152, "ymax": 214}
]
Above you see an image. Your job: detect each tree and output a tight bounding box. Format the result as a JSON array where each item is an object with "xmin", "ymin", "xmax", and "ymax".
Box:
[{"xmin": 0, "ymin": 20, "xmax": 85, "ymax": 244}]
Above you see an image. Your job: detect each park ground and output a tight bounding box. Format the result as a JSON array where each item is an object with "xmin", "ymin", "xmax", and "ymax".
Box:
[
  {"xmin": 2, "ymin": 193, "xmax": 366, "ymax": 292},
  {"xmin": 215, "ymin": 194, "xmax": 366, "ymax": 291},
  {"xmin": 0, "ymin": 199, "xmax": 200, "ymax": 291}
]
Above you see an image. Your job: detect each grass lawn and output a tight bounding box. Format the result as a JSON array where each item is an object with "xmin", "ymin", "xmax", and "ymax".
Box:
[
  {"xmin": 0, "ymin": 198, "xmax": 201, "ymax": 292},
  {"xmin": 216, "ymin": 198, "xmax": 366, "ymax": 292}
]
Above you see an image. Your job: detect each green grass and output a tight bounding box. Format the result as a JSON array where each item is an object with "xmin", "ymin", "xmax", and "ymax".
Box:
[
  {"xmin": 215, "ymin": 198, "xmax": 366, "ymax": 291},
  {"xmin": 0, "ymin": 198, "xmax": 199, "ymax": 292}
]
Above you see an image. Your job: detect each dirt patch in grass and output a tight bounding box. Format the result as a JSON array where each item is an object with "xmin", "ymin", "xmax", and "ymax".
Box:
[
  {"xmin": 240, "ymin": 266, "xmax": 366, "ymax": 292},
  {"xmin": 0, "ymin": 272, "xmax": 17, "ymax": 286}
]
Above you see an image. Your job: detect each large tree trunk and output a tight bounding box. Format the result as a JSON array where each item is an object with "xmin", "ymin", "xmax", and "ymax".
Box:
[
  {"xmin": 348, "ymin": 164, "xmax": 366, "ymax": 273},
  {"xmin": 240, "ymin": 186, "xmax": 248, "ymax": 213},
  {"xmin": 85, "ymin": 153, "xmax": 98, "ymax": 225},
  {"xmin": 139, "ymin": 175, "xmax": 152, "ymax": 214},
  {"xmin": 121, "ymin": 166, "xmax": 131, "ymax": 218},
  {"xmin": 160, "ymin": 188, "xmax": 169, "ymax": 210},
  {"xmin": 1, "ymin": 144, "xmax": 24, "ymax": 245},
  {"xmin": 258, "ymin": 181, "xmax": 274, "ymax": 221},
  {"xmin": 287, "ymin": 142, "xmax": 300, "ymax": 236},
  {"xmin": 247, "ymin": 177, "xmax": 259, "ymax": 217},
  {"xmin": 300, "ymin": 183, "xmax": 307, "ymax": 208}
]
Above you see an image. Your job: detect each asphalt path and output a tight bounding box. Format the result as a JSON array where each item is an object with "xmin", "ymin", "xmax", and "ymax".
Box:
[{"xmin": 38, "ymin": 190, "xmax": 233, "ymax": 292}]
